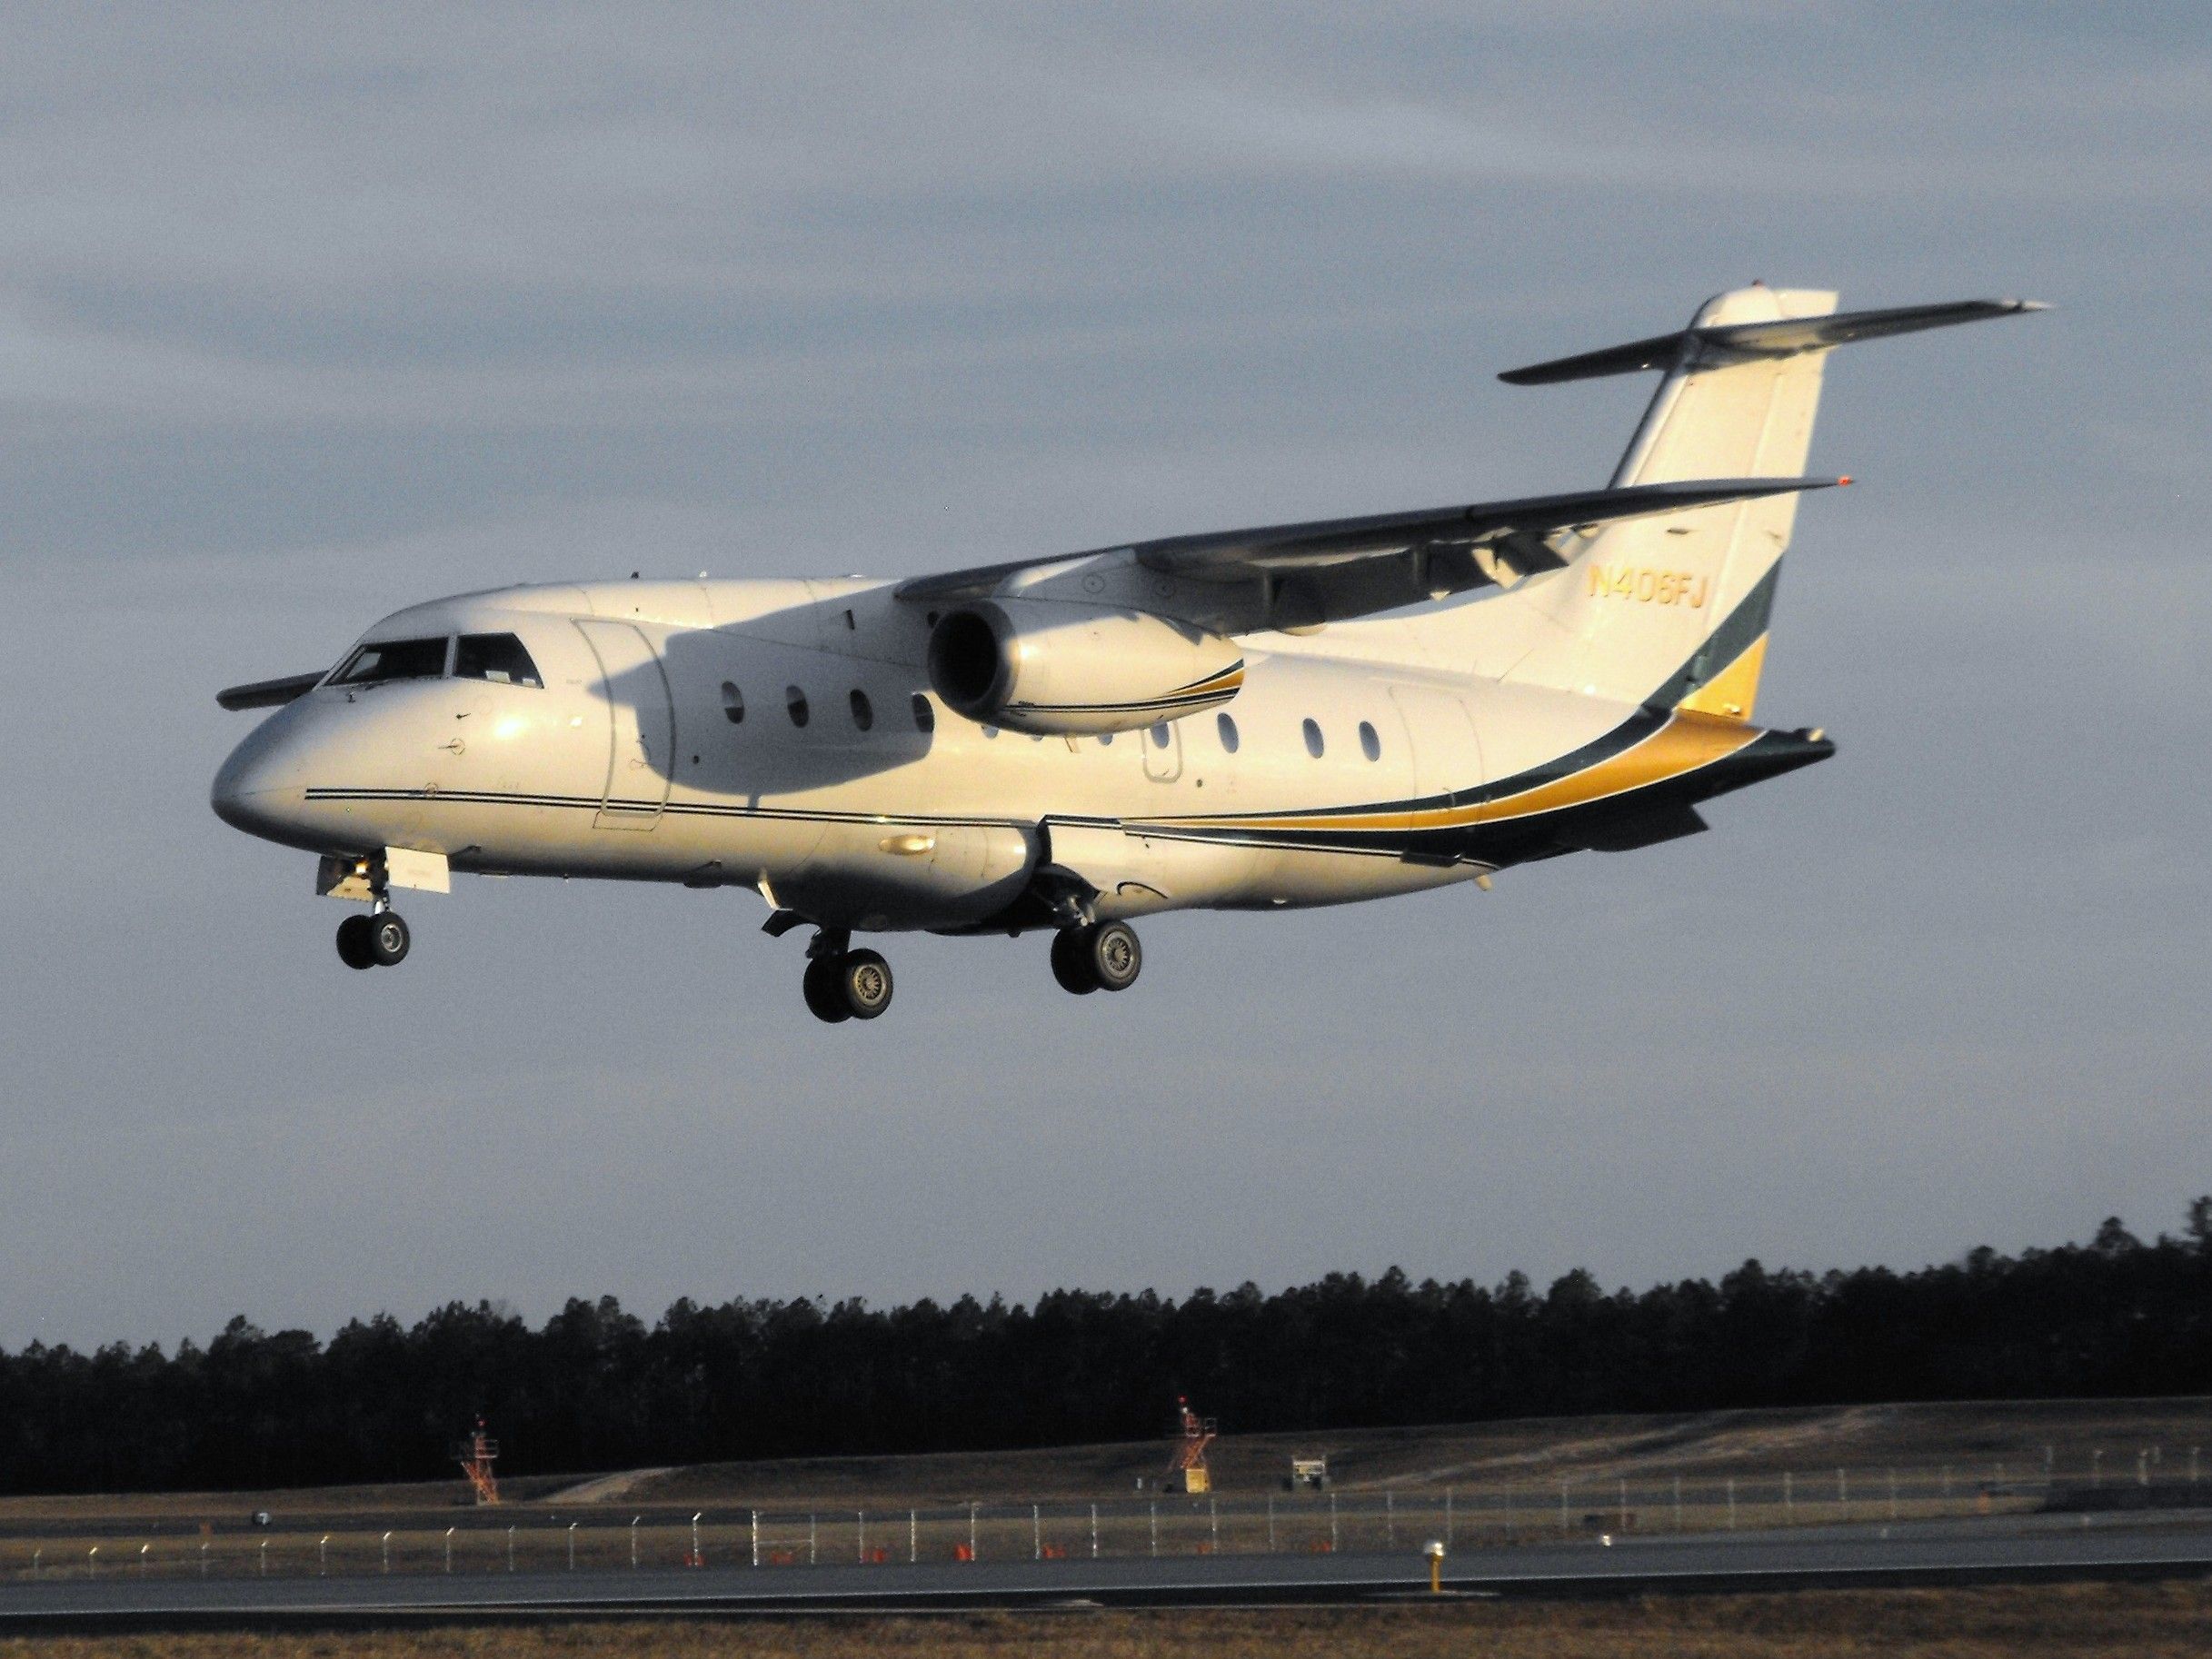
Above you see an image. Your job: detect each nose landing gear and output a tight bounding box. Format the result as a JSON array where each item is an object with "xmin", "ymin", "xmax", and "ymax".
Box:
[
  {"xmin": 801, "ymin": 931, "xmax": 894, "ymax": 1023},
  {"xmin": 335, "ymin": 908, "xmax": 411, "ymax": 969},
  {"xmin": 1050, "ymin": 920, "xmax": 1141, "ymax": 995}
]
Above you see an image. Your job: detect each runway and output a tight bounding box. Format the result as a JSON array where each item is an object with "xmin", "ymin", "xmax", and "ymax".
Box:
[{"xmin": 4, "ymin": 1511, "xmax": 2209, "ymax": 1631}]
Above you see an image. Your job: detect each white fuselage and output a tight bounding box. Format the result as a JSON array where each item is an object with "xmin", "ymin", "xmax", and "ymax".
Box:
[
  {"xmin": 207, "ymin": 282, "xmax": 2034, "ymax": 1007},
  {"xmin": 212, "ymin": 575, "xmax": 1658, "ymax": 933}
]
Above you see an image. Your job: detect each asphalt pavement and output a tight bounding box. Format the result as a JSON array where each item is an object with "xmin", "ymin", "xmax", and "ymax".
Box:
[{"xmin": 3, "ymin": 1510, "xmax": 2208, "ymax": 1631}]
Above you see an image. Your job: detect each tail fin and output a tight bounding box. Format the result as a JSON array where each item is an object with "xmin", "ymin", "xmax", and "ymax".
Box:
[
  {"xmin": 1500, "ymin": 283, "xmax": 1839, "ymax": 718},
  {"xmin": 1428, "ymin": 287, "xmax": 2042, "ymax": 717}
]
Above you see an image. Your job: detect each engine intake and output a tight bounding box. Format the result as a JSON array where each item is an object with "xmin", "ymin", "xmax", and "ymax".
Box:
[{"xmin": 925, "ymin": 599, "xmax": 1243, "ymax": 736}]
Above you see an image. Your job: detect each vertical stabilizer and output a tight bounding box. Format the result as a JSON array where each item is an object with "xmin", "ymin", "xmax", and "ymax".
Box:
[
  {"xmin": 1283, "ymin": 288, "xmax": 2041, "ymax": 710},
  {"xmin": 1505, "ymin": 284, "xmax": 1838, "ymax": 717}
]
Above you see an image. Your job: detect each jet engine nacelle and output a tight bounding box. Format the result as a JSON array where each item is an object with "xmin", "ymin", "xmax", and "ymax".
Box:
[{"xmin": 924, "ymin": 599, "xmax": 1244, "ymax": 735}]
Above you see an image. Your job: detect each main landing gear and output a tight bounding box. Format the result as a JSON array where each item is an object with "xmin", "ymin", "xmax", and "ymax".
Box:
[
  {"xmin": 335, "ymin": 908, "xmax": 411, "ymax": 970},
  {"xmin": 1050, "ymin": 920, "xmax": 1141, "ymax": 996},
  {"xmin": 801, "ymin": 931, "xmax": 894, "ymax": 1023},
  {"xmin": 790, "ymin": 919, "xmax": 1141, "ymax": 1023}
]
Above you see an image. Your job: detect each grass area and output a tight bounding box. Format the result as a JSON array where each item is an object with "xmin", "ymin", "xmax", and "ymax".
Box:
[
  {"xmin": 3, "ymin": 1582, "xmax": 2210, "ymax": 1657},
  {"xmin": 0, "ymin": 1396, "xmax": 2203, "ymax": 1530},
  {"xmin": 633, "ymin": 1396, "xmax": 2212, "ymax": 1505}
]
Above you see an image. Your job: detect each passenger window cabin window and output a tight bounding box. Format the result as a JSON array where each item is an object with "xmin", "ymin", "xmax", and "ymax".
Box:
[
  {"xmin": 911, "ymin": 693, "xmax": 935, "ymax": 733},
  {"xmin": 849, "ymin": 689, "xmax": 873, "ymax": 731},
  {"xmin": 1216, "ymin": 712, "xmax": 1240, "ymax": 753},
  {"xmin": 786, "ymin": 686, "xmax": 810, "ymax": 728},
  {"xmin": 1359, "ymin": 720, "xmax": 1381, "ymax": 761},
  {"xmin": 453, "ymin": 632, "xmax": 543, "ymax": 688},
  {"xmin": 721, "ymin": 682, "xmax": 745, "ymax": 723},
  {"xmin": 1302, "ymin": 718, "xmax": 1325, "ymax": 758},
  {"xmin": 1150, "ymin": 722, "xmax": 1171, "ymax": 750},
  {"xmin": 333, "ymin": 636, "xmax": 448, "ymax": 685}
]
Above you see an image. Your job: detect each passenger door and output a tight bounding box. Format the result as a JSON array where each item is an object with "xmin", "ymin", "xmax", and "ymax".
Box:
[{"xmin": 573, "ymin": 620, "xmax": 675, "ymax": 830}]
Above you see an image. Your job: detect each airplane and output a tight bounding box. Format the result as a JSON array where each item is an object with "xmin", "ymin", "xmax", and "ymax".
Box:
[{"xmin": 213, "ymin": 285, "xmax": 2040, "ymax": 1023}]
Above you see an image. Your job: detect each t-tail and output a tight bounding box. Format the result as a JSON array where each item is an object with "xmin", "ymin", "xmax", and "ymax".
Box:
[{"xmin": 1432, "ymin": 285, "xmax": 2044, "ymax": 717}]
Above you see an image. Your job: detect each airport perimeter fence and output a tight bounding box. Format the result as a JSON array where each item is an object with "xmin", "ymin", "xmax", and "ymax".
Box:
[{"xmin": 2, "ymin": 1445, "xmax": 2205, "ymax": 1583}]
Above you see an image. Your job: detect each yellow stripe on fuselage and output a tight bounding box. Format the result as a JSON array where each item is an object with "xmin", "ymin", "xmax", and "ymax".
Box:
[
  {"xmin": 1132, "ymin": 710, "xmax": 1764, "ymax": 838},
  {"xmin": 1473, "ymin": 709, "xmax": 1760, "ymax": 820}
]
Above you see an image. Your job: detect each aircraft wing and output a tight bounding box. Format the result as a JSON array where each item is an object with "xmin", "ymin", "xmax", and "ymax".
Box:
[{"xmin": 896, "ymin": 475, "xmax": 1840, "ymax": 632}]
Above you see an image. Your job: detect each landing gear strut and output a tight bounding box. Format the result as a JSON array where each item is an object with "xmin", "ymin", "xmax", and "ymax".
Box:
[
  {"xmin": 801, "ymin": 932, "xmax": 894, "ymax": 1023},
  {"xmin": 335, "ymin": 906, "xmax": 410, "ymax": 969},
  {"xmin": 1050, "ymin": 920, "xmax": 1141, "ymax": 995}
]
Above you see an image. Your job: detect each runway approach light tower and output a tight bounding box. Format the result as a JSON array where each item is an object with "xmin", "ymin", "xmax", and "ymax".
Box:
[
  {"xmin": 1167, "ymin": 1396, "xmax": 1217, "ymax": 1494},
  {"xmin": 455, "ymin": 1418, "xmax": 501, "ymax": 1505}
]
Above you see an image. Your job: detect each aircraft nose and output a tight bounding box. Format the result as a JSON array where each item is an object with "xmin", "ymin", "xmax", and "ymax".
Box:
[{"xmin": 211, "ymin": 708, "xmax": 314, "ymax": 840}]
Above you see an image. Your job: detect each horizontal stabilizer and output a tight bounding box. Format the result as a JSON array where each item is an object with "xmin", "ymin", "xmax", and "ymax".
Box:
[
  {"xmin": 1500, "ymin": 297, "xmax": 2048, "ymax": 386},
  {"xmin": 217, "ymin": 671, "xmax": 325, "ymax": 710}
]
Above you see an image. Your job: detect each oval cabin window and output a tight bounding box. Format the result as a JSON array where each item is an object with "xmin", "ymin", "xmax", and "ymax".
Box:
[
  {"xmin": 1216, "ymin": 712, "xmax": 1240, "ymax": 753},
  {"xmin": 721, "ymin": 682, "xmax": 744, "ymax": 724},
  {"xmin": 911, "ymin": 692, "xmax": 935, "ymax": 732},
  {"xmin": 785, "ymin": 686, "xmax": 810, "ymax": 728},
  {"xmin": 849, "ymin": 689, "xmax": 873, "ymax": 731},
  {"xmin": 1302, "ymin": 718, "xmax": 1324, "ymax": 758},
  {"xmin": 1359, "ymin": 720, "xmax": 1381, "ymax": 761}
]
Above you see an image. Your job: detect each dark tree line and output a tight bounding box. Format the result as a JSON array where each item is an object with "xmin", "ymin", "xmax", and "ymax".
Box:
[{"xmin": 3, "ymin": 1201, "xmax": 2207, "ymax": 1495}]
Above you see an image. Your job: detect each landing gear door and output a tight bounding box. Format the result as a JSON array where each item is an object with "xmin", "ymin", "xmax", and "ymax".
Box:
[{"xmin": 574, "ymin": 619, "xmax": 676, "ymax": 830}]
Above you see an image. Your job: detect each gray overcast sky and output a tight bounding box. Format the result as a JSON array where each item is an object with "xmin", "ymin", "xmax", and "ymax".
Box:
[{"xmin": 3, "ymin": 4, "xmax": 2207, "ymax": 1352}]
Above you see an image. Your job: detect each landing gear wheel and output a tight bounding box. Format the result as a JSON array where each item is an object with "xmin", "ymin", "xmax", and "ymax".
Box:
[
  {"xmin": 335, "ymin": 913, "xmax": 376, "ymax": 970},
  {"xmin": 1051, "ymin": 929, "xmax": 1100, "ymax": 995},
  {"xmin": 367, "ymin": 911, "xmax": 411, "ymax": 967},
  {"xmin": 1088, "ymin": 920, "xmax": 1141, "ymax": 992},
  {"xmin": 837, "ymin": 949, "xmax": 894, "ymax": 1019},
  {"xmin": 802, "ymin": 956, "xmax": 852, "ymax": 1023}
]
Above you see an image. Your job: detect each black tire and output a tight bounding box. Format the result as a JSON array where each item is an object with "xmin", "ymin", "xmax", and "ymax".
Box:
[
  {"xmin": 839, "ymin": 949, "xmax": 894, "ymax": 1019},
  {"xmin": 1050, "ymin": 929, "xmax": 1100, "ymax": 994},
  {"xmin": 368, "ymin": 911, "xmax": 411, "ymax": 967},
  {"xmin": 335, "ymin": 913, "xmax": 376, "ymax": 970},
  {"xmin": 1088, "ymin": 920, "xmax": 1141, "ymax": 991},
  {"xmin": 802, "ymin": 957, "xmax": 852, "ymax": 1023}
]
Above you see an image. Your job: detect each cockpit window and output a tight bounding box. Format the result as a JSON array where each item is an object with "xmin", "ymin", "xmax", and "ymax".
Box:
[
  {"xmin": 332, "ymin": 636, "xmax": 449, "ymax": 686},
  {"xmin": 454, "ymin": 632, "xmax": 543, "ymax": 688}
]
